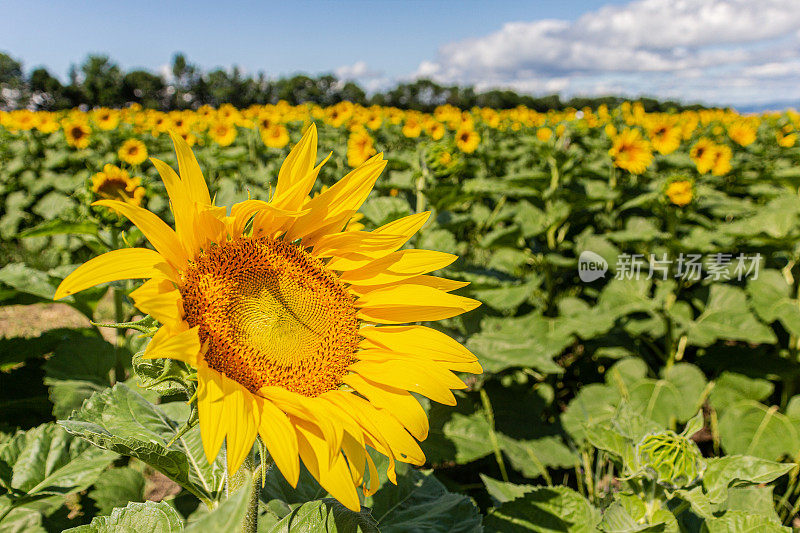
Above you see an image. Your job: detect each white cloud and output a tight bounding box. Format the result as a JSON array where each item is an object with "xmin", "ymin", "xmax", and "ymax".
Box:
[
  {"xmin": 411, "ymin": 0, "xmax": 800, "ymax": 105},
  {"xmin": 335, "ymin": 61, "xmax": 382, "ymax": 81}
]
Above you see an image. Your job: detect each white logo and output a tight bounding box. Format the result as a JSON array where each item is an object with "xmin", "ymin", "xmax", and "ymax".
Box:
[{"xmin": 579, "ymin": 251, "xmax": 608, "ymax": 282}]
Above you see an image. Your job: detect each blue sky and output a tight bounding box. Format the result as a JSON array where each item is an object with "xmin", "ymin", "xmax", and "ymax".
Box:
[{"xmin": 2, "ymin": 0, "xmax": 799, "ymax": 106}]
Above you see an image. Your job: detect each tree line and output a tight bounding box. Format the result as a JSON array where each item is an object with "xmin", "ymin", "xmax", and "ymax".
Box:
[{"xmin": 0, "ymin": 52, "xmax": 707, "ymax": 113}]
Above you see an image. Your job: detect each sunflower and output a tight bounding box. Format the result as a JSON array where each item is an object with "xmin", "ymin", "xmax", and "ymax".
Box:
[
  {"xmin": 55, "ymin": 125, "xmax": 481, "ymax": 511},
  {"xmin": 710, "ymin": 144, "xmax": 732, "ymax": 176},
  {"xmin": 455, "ymin": 128, "xmax": 480, "ymax": 153},
  {"xmin": 64, "ymin": 121, "xmax": 91, "ymax": 149},
  {"xmin": 261, "ymin": 124, "xmax": 290, "ymax": 149},
  {"xmin": 665, "ymin": 180, "xmax": 693, "ymax": 207},
  {"xmin": 647, "ymin": 118, "xmax": 681, "ymax": 155},
  {"xmin": 690, "ymin": 138, "xmax": 716, "ymax": 174},
  {"xmin": 91, "ymin": 164, "xmax": 145, "ymax": 206},
  {"xmin": 777, "ymin": 131, "xmax": 797, "ymax": 147},
  {"xmin": 609, "ymin": 128, "xmax": 653, "ymax": 174},
  {"xmin": 347, "ymin": 129, "xmax": 377, "ymax": 167},
  {"xmin": 94, "ymin": 109, "xmax": 120, "ymax": 131},
  {"xmin": 209, "ymin": 121, "xmax": 238, "ymax": 147},
  {"xmin": 118, "ymin": 139, "xmax": 149, "ymax": 166},
  {"xmin": 727, "ymin": 120, "xmax": 756, "ymax": 147},
  {"xmin": 36, "ymin": 112, "xmax": 60, "ymax": 134},
  {"xmin": 536, "ymin": 127, "xmax": 553, "ymax": 142}
]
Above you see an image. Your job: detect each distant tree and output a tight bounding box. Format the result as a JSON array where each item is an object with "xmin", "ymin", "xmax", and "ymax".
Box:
[
  {"xmin": 0, "ymin": 52, "xmax": 25, "ymax": 109},
  {"xmin": 80, "ymin": 55, "xmax": 123, "ymax": 107},
  {"xmin": 28, "ymin": 67, "xmax": 69, "ymax": 110},
  {"xmin": 122, "ymin": 70, "xmax": 165, "ymax": 108}
]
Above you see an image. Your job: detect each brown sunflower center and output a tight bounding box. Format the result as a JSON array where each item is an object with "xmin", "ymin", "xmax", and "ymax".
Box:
[
  {"xmin": 180, "ymin": 237, "xmax": 360, "ymax": 396},
  {"xmin": 96, "ymin": 176, "xmax": 134, "ymax": 201}
]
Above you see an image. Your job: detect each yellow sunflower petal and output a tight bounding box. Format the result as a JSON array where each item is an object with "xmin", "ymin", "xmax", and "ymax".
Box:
[
  {"xmin": 349, "ymin": 275, "xmax": 470, "ymax": 296},
  {"xmin": 287, "ymin": 154, "xmax": 387, "ymax": 243},
  {"xmin": 339, "ymin": 249, "xmax": 457, "ymax": 286},
  {"xmin": 356, "ymin": 348, "xmax": 483, "ymax": 376},
  {"xmin": 324, "ymin": 212, "xmax": 431, "ymax": 271},
  {"xmin": 342, "ymin": 373, "xmax": 428, "ymax": 440},
  {"xmin": 150, "ymin": 157, "xmax": 195, "ymax": 252},
  {"xmin": 168, "ymin": 130, "xmax": 211, "ymax": 207},
  {"xmin": 224, "ymin": 379, "xmax": 260, "ymax": 475},
  {"xmin": 360, "ymin": 325, "xmax": 478, "ymax": 363},
  {"xmin": 256, "ymin": 396, "xmax": 300, "ymax": 487},
  {"xmin": 312, "ymin": 231, "xmax": 408, "ymax": 259},
  {"xmin": 295, "ymin": 420, "xmax": 361, "ymax": 512},
  {"xmin": 129, "ymin": 278, "xmax": 184, "ymax": 327},
  {"xmin": 197, "ymin": 365, "xmax": 227, "ymax": 464},
  {"xmin": 93, "ymin": 200, "xmax": 186, "ymax": 269},
  {"xmin": 348, "ymin": 359, "xmax": 460, "ymax": 405},
  {"xmin": 142, "ymin": 325, "xmax": 200, "ymax": 365},
  {"xmin": 54, "ymin": 248, "xmax": 169, "ymax": 300},
  {"xmin": 273, "ymin": 123, "xmax": 318, "ymax": 208},
  {"xmin": 356, "ymin": 285, "xmax": 480, "ymax": 324}
]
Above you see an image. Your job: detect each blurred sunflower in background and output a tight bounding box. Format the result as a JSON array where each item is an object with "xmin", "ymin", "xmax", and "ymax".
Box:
[
  {"xmin": 347, "ymin": 129, "xmax": 376, "ymax": 167},
  {"xmin": 609, "ymin": 128, "xmax": 652, "ymax": 174},
  {"xmin": 665, "ymin": 179, "xmax": 694, "ymax": 207},
  {"xmin": 690, "ymin": 138, "xmax": 716, "ymax": 174},
  {"xmin": 91, "ymin": 164, "xmax": 145, "ymax": 206},
  {"xmin": 55, "ymin": 125, "xmax": 481, "ymax": 511},
  {"xmin": 261, "ymin": 124, "xmax": 290, "ymax": 148},
  {"xmin": 118, "ymin": 138, "xmax": 148, "ymax": 166},
  {"xmin": 455, "ymin": 127, "xmax": 480, "ymax": 153},
  {"xmin": 63, "ymin": 120, "xmax": 91, "ymax": 149},
  {"xmin": 209, "ymin": 121, "xmax": 237, "ymax": 146},
  {"xmin": 647, "ymin": 117, "xmax": 681, "ymax": 155}
]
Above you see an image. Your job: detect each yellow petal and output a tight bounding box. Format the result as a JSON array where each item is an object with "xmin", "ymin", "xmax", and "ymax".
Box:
[
  {"xmin": 312, "ymin": 231, "xmax": 408, "ymax": 259},
  {"xmin": 348, "ymin": 359, "xmax": 460, "ymax": 405},
  {"xmin": 273, "ymin": 123, "xmax": 318, "ymax": 209},
  {"xmin": 287, "ymin": 155, "xmax": 387, "ymax": 244},
  {"xmin": 295, "ymin": 420, "xmax": 361, "ymax": 512},
  {"xmin": 197, "ymin": 365, "xmax": 227, "ymax": 464},
  {"xmin": 325, "ymin": 212, "xmax": 430, "ymax": 271},
  {"xmin": 339, "ymin": 249, "xmax": 457, "ymax": 286},
  {"xmin": 349, "ymin": 275, "xmax": 470, "ymax": 296},
  {"xmin": 54, "ymin": 248, "xmax": 169, "ymax": 300},
  {"xmin": 342, "ymin": 373, "xmax": 428, "ymax": 440},
  {"xmin": 224, "ymin": 379, "xmax": 260, "ymax": 475},
  {"xmin": 360, "ymin": 325, "xmax": 477, "ymax": 363},
  {"xmin": 129, "ymin": 278, "xmax": 184, "ymax": 327},
  {"xmin": 150, "ymin": 157, "xmax": 196, "ymax": 256},
  {"xmin": 356, "ymin": 285, "xmax": 480, "ymax": 324},
  {"xmin": 142, "ymin": 325, "xmax": 200, "ymax": 365},
  {"xmin": 256, "ymin": 396, "xmax": 300, "ymax": 487},
  {"xmin": 168, "ymin": 130, "xmax": 211, "ymax": 207},
  {"xmin": 93, "ymin": 200, "xmax": 186, "ymax": 270}
]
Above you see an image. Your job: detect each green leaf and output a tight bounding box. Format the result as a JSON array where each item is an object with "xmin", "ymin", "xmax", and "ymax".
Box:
[
  {"xmin": 64, "ymin": 501, "xmax": 184, "ymax": 532},
  {"xmin": 701, "ymin": 510, "xmax": 790, "ymax": 532},
  {"xmin": 746, "ymin": 269, "xmax": 800, "ymax": 337},
  {"xmin": 88, "ymin": 467, "xmax": 145, "ymax": 516},
  {"xmin": 717, "ymin": 401, "xmax": 797, "ymax": 460},
  {"xmin": 0, "ymin": 423, "xmax": 116, "ymax": 501},
  {"xmin": 702, "ymin": 455, "xmax": 794, "ymax": 503},
  {"xmin": 484, "ymin": 486, "xmax": 600, "ymax": 532},
  {"xmin": 266, "ymin": 499, "xmax": 378, "ymax": 533},
  {"xmin": 627, "ymin": 379, "xmax": 683, "ymax": 427},
  {"xmin": 480, "ymin": 475, "xmax": 534, "ymax": 504},
  {"xmin": 467, "ymin": 313, "xmax": 571, "ymax": 374},
  {"xmin": 680, "ymin": 285, "xmax": 775, "ymax": 347},
  {"xmin": 19, "ymin": 220, "xmax": 98, "ymax": 238},
  {"xmin": 561, "ymin": 384, "xmax": 621, "ymax": 444},
  {"xmin": 423, "ymin": 408, "xmax": 493, "ymax": 465},
  {"xmin": 59, "ymin": 384, "xmax": 225, "ymax": 504},
  {"xmin": 598, "ymin": 502, "xmax": 664, "ymax": 532},
  {"xmin": 497, "ymin": 435, "xmax": 577, "ymax": 478},
  {"xmin": 185, "ymin": 477, "xmax": 252, "ymax": 532},
  {"xmin": 42, "ymin": 329, "xmax": 116, "ymax": 418},
  {"xmin": 365, "ymin": 455, "xmax": 482, "ymax": 533},
  {"xmin": 709, "ymin": 373, "xmax": 773, "ymax": 412},
  {"xmin": 662, "ymin": 364, "xmax": 707, "ymax": 422}
]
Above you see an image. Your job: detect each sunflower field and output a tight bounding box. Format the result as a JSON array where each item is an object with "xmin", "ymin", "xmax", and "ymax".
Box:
[{"xmin": 2, "ymin": 100, "xmax": 800, "ymax": 532}]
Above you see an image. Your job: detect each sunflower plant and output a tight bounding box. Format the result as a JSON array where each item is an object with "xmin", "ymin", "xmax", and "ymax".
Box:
[{"xmin": 52, "ymin": 125, "xmax": 482, "ymax": 530}]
